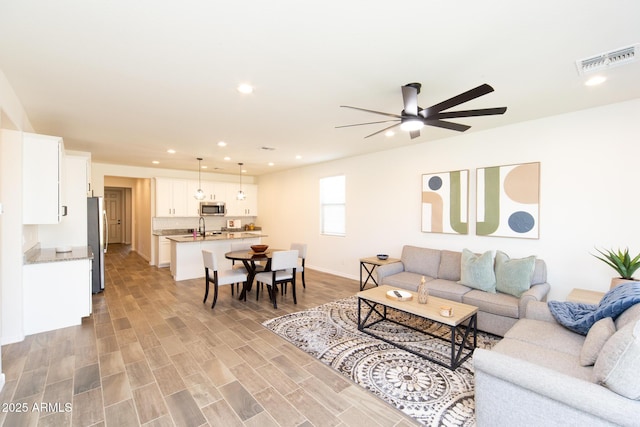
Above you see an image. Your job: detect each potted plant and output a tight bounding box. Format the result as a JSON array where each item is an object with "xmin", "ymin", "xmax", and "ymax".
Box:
[{"xmin": 593, "ymin": 247, "xmax": 640, "ymax": 289}]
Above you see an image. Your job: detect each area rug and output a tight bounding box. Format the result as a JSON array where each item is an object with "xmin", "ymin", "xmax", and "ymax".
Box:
[{"xmin": 262, "ymin": 296, "xmax": 500, "ymax": 426}]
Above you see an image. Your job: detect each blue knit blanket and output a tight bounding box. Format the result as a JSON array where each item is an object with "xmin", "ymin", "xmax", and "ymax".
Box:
[{"xmin": 548, "ymin": 281, "xmax": 640, "ymax": 335}]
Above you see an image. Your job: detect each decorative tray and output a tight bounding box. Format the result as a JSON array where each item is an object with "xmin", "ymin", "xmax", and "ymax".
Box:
[{"xmin": 386, "ymin": 289, "xmax": 413, "ymax": 301}]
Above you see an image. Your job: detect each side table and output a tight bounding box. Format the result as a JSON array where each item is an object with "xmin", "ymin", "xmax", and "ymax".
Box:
[
  {"xmin": 359, "ymin": 256, "xmax": 400, "ymax": 291},
  {"xmin": 567, "ymin": 288, "xmax": 605, "ymax": 305}
]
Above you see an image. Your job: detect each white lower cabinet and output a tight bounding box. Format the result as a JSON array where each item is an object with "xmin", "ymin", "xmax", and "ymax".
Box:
[
  {"xmin": 23, "ymin": 259, "xmax": 92, "ymax": 335},
  {"xmin": 158, "ymin": 236, "xmax": 172, "ymax": 267}
]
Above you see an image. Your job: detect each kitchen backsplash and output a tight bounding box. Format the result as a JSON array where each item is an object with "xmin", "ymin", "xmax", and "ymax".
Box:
[{"xmin": 152, "ymin": 216, "xmax": 257, "ymax": 231}]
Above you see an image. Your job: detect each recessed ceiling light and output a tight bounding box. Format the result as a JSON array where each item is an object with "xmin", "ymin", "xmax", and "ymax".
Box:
[
  {"xmin": 237, "ymin": 83, "xmax": 254, "ymax": 94},
  {"xmin": 585, "ymin": 75, "xmax": 607, "ymax": 86},
  {"xmin": 295, "ymin": 155, "xmax": 302, "ymax": 160},
  {"xmin": 201, "ymin": 165, "xmax": 207, "ymax": 169},
  {"xmin": 268, "ymin": 162, "xmax": 274, "ymax": 166},
  {"xmin": 152, "ymin": 160, "xmax": 160, "ymax": 164},
  {"xmin": 241, "ymin": 168, "xmax": 247, "ymax": 173},
  {"xmin": 224, "ymin": 156, "xmax": 231, "ymax": 161},
  {"xmin": 385, "ymin": 130, "xmax": 395, "ymax": 137},
  {"xmin": 167, "ymin": 149, "xmax": 176, "ymax": 154},
  {"xmin": 217, "ymin": 141, "xmax": 227, "ymax": 147}
]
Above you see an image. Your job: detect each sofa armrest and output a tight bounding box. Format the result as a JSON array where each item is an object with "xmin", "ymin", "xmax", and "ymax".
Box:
[
  {"xmin": 518, "ymin": 282, "xmax": 550, "ymax": 319},
  {"xmin": 375, "ymin": 262, "xmax": 404, "ymax": 284},
  {"xmin": 474, "ymin": 348, "xmax": 640, "ymax": 426},
  {"xmin": 525, "ymin": 300, "xmax": 559, "ymax": 324}
]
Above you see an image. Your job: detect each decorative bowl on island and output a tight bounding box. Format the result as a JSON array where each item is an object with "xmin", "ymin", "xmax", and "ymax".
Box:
[
  {"xmin": 377, "ymin": 254, "xmax": 389, "ymax": 260},
  {"xmin": 251, "ymin": 245, "xmax": 269, "ymax": 253}
]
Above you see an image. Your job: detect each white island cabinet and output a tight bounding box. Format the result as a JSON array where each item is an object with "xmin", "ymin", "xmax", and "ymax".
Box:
[
  {"xmin": 23, "ymin": 246, "xmax": 93, "ymax": 336},
  {"xmin": 168, "ymin": 233, "xmax": 265, "ymax": 281}
]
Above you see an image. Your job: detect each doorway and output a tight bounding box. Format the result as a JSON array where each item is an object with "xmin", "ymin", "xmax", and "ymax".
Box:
[{"xmin": 104, "ymin": 187, "xmax": 132, "ymax": 244}]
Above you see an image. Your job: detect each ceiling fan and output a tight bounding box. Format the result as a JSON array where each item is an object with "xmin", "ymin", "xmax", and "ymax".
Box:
[{"xmin": 337, "ymin": 83, "xmax": 507, "ymax": 139}]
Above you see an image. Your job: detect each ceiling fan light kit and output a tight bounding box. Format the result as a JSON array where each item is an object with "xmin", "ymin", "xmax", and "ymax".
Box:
[{"xmin": 337, "ymin": 82, "xmax": 507, "ymax": 139}]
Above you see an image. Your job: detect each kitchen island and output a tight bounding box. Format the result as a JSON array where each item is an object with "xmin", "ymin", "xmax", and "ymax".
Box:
[{"xmin": 167, "ymin": 232, "xmax": 267, "ymax": 281}]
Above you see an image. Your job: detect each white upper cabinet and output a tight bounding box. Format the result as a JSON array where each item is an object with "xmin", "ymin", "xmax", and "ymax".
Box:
[
  {"xmin": 23, "ymin": 133, "xmax": 64, "ymax": 224},
  {"xmin": 225, "ymin": 183, "xmax": 258, "ymax": 217},
  {"xmin": 155, "ymin": 177, "xmax": 257, "ymax": 217},
  {"xmin": 155, "ymin": 178, "xmax": 188, "ymax": 217}
]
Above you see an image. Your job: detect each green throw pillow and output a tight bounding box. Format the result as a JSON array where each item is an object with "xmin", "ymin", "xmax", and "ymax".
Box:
[
  {"xmin": 495, "ymin": 250, "xmax": 536, "ymax": 298},
  {"xmin": 458, "ymin": 249, "xmax": 496, "ymax": 293}
]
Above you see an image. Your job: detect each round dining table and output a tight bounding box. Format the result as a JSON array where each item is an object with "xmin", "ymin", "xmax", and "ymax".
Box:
[{"xmin": 225, "ymin": 249, "xmax": 282, "ymax": 300}]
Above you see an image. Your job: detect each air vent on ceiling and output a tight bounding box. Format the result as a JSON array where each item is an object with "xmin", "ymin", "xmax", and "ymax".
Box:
[
  {"xmin": 576, "ymin": 44, "xmax": 638, "ymax": 75},
  {"xmin": 261, "ymin": 146, "xmax": 276, "ymax": 151}
]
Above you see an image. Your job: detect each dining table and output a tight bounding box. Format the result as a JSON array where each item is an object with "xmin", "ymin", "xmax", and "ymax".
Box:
[{"xmin": 225, "ymin": 248, "xmax": 282, "ymax": 300}]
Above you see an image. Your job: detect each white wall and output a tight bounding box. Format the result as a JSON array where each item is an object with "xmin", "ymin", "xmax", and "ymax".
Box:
[{"xmin": 257, "ymin": 99, "xmax": 640, "ymax": 301}]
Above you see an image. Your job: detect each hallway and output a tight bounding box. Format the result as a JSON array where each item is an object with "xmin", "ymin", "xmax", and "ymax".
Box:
[{"xmin": 1, "ymin": 245, "xmax": 417, "ymax": 426}]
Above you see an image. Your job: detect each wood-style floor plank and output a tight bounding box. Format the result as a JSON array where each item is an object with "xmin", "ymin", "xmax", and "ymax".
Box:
[{"xmin": 0, "ymin": 243, "xmax": 419, "ymax": 426}]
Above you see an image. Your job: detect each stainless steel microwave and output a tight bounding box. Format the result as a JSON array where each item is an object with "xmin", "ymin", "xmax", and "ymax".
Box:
[{"xmin": 200, "ymin": 201, "xmax": 225, "ymax": 216}]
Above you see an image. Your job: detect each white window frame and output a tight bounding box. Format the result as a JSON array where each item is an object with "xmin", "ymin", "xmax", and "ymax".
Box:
[{"xmin": 320, "ymin": 175, "xmax": 346, "ymax": 236}]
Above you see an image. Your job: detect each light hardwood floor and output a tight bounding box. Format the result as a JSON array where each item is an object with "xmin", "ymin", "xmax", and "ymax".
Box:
[{"xmin": 1, "ymin": 244, "xmax": 419, "ymax": 426}]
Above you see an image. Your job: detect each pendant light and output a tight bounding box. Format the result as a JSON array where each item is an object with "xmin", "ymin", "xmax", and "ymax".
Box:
[
  {"xmin": 236, "ymin": 162, "xmax": 246, "ymax": 201},
  {"xmin": 194, "ymin": 157, "xmax": 205, "ymax": 200}
]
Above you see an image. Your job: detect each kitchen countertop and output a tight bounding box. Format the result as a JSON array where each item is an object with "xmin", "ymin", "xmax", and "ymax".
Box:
[
  {"xmin": 153, "ymin": 227, "xmax": 262, "ymax": 236},
  {"xmin": 166, "ymin": 232, "xmax": 267, "ymax": 243},
  {"xmin": 24, "ymin": 245, "xmax": 94, "ymax": 264}
]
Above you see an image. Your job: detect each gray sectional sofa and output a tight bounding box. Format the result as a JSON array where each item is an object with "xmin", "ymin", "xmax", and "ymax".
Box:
[
  {"xmin": 375, "ymin": 245, "xmax": 550, "ymax": 336},
  {"xmin": 474, "ymin": 300, "xmax": 640, "ymax": 426}
]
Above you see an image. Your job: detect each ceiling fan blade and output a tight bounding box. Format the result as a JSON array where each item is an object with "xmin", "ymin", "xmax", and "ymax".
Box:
[
  {"xmin": 409, "ymin": 130, "xmax": 421, "ymax": 139},
  {"xmin": 422, "ymin": 84, "xmax": 495, "ymax": 116},
  {"xmin": 401, "ymin": 84, "xmax": 419, "ymax": 116},
  {"xmin": 425, "ymin": 119, "xmax": 471, "ymax": 132},
  {"xmin": 364, "ymin": 123, "xmax": 401, "ymax": 139},
  {"xmin": 335, "ymin": 119, "xmax": 400, "ymax": 129},
  {"xmin": 435, "ymin": 107, "xmax": 507, "ymax": 119},
  {"xmin": 340, "ymin": 105, "xmax": 402, "ymax": 119}
]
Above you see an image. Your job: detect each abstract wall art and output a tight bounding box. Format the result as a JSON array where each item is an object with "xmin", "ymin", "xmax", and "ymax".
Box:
[
  {"xmin": 421, "ymin": 169, "xmax": 469, "ymax": 234},
  {"xmin": 476, "ymin": 162, "xmax": 540, "ymax": 239}
]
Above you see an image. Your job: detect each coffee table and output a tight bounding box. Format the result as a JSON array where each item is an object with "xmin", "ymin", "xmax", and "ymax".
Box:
[{"xmin": 356, "ymin": 285, "xmax": 478, "ymax": 370}]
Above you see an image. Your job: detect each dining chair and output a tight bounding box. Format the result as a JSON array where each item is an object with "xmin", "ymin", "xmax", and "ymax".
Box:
[
  {"xmin": 228, "ymin": 242, "xmax": 255, "ymax": 294},
  {"xmin": 254, "ymin": 249, "xmax": 298, "ymax": 309},
  {"xmin": 202, "ymin": 249, "xmax": 248, "ymax": 308},
  {"xmin": 290, "ymin": 242, "xmax": 307, "ymax": 288},
  {"xmin": 281, "ymin": 242, "xmax": 307, "ymax": 296}
]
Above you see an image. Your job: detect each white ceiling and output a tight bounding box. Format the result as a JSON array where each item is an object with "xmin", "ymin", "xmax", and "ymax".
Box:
[{"xmin": 1, "ymin": 1, "xmax": 639, "ymax": 176}]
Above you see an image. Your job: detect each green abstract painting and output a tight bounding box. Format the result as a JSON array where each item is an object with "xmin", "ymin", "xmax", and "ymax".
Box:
[
  {"xmin": 421, "ymin": 170, "xmax": 469, "ymax": 234},
  {"xmin": 476, "ymin": 162, "xmax": 540, "ymax": 239}
]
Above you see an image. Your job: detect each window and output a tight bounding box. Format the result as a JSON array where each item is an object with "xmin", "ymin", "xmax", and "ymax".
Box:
[{"xmin": 320, "ymin": 175, "xmax": 345, "ymax": 236}]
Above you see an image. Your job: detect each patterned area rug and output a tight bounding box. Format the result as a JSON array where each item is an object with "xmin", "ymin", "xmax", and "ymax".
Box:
[{"xmin": 262, "ymin": 296, "xmax": 500, "ymax": 426}]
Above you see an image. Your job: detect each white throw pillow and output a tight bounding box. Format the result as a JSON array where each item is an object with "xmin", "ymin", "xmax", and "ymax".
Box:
[
  {"xmin": 580, "ymin": 317, "xmax": 615, "ymax": 366},
  {"xmin": 593, "ymin": 319, "xmax": 640, "ymax": 399}
]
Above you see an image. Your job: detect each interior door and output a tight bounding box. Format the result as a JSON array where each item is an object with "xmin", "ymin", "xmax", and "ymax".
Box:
[{"xmin": 104, "ymin": 189, "xmax": 123, "ymax": 244}]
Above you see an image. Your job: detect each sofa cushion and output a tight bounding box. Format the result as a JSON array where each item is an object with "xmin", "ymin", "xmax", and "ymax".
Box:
[
  {"xmin": 494, "ymin": 251, "xmax": 536, "ymax": 298},
  {"xmin": 615, "ymin": 302, "xmax": 640, "ymax": 330},
  {"xmin": 401, "ymin": 245, "xmax": 441, "ymax": 278},
  {"xmin": 580, "ymin": 317, "xmax": 616, "ymax": 367},
  {"xmin": 593, "ymin": 319, "xmax": 640, "ymax": 399},
  {"xmin": 504, "ymin": 318, "xmax": 585, "ymax": 356},
  {"xmin": 458, "ymin": 249, "xmax": 496, "ymax": 293},
  {"xmin": 492, "ymin": 337, "xmax": 593, "ymax": 381},
  {"xmin": 437, "ymin": 250, "xmax": 461, "ymax": 281},
  {"xmin": 531, "ymin": 259, "xmax": 547, "ymax": 285},
  {"xmin": 462, "ymin": 289, "xmax": 519, "ymax": 318},
  {"xmin": 382, "ymin": 271, "xmax": 434, "ymax": 292},
  {"xmin": 425, "ymin": 278, "xmax": 470, "ymax": 302}
]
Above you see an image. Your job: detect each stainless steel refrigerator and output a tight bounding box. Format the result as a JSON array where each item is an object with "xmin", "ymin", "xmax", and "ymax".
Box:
[{"xmin": 88, "ymin": 197, "xmax": 107, "ymax": 293}]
